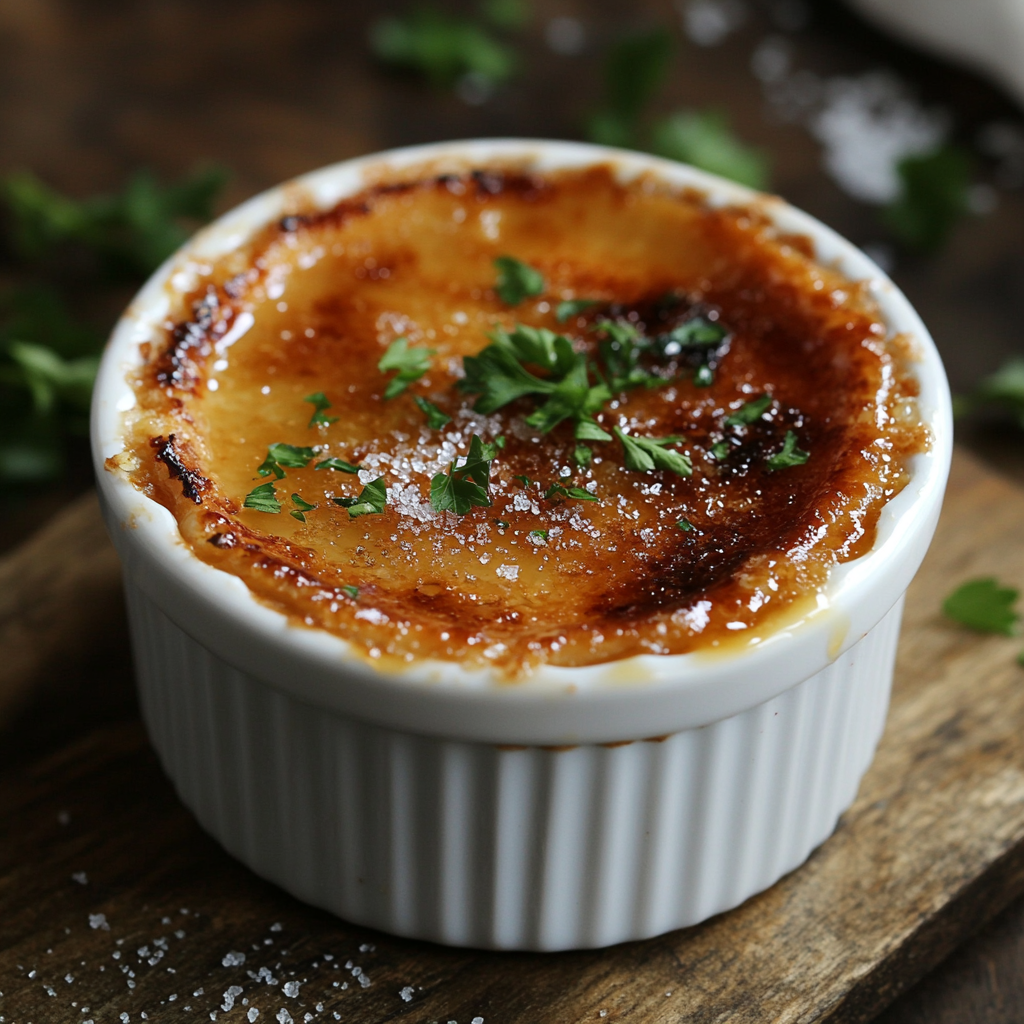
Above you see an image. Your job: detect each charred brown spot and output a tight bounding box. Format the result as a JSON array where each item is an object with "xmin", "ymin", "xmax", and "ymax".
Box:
[{"xmin": 151, "ymin": 434, "xmax": 210, "ymax": 504}]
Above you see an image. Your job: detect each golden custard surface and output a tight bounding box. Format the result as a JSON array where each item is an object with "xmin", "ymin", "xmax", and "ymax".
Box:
[{"xmin": 117, "ymin": 167, "xmax": 926, "ymax": 675}]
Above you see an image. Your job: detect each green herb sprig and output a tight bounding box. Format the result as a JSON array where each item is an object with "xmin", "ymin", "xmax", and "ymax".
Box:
[
  {"xmin": 494, "ymin": 256, "xmax": 544, "ymax": 306},
  {"xmin": 613, "ymin": 427, "xmax": 692, "ymax": 477},
  {"xmin": 244, "ymin": 481, "xmax": 281, "ymax": 514},
  {"xmin": 257, "ymin": 443, "xmax": 317, "ymax": 479},
  {"xmin": 430, "ymin": 433, "xmax": 500, "ymax": 514},
  {"xmin": 766, "ymin": 430, "xmax": 810, "ymax": 471},
  {"xmin": 333, "ymin": 477, "xmax": 388, "ymax": 518},
  {"xmin": 459, "ymin": 323, "xmax": 612, "ymax": 440},
  {"xmin": 414, "ymin": 395, "xmax": 452, "ymax": 429},
  {"xmin": 290, "ymin": 493, "xmax": 316, "ymax": 522},
  {"xmin": 379, "ymin": 337, "xmax": 436, "ymax": 399},
  {"xmin": 544, "ymin": 482, "xmax": 599, "ymax": 502},
  {"xmin": 305, "ymin": 391, "xmax": 338, "ymax": 428}
]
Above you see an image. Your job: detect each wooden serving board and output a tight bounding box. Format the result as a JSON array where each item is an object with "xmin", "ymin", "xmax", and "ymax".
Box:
[{"xmin": 3, "ymin": 447, "xmax": 1024, "ymax": 1024}]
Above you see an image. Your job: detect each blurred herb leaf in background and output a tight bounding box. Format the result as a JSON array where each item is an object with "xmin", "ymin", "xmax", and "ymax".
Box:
[
  {"xmin": 369, "ymin": 3, "xmax": 522, "ymax": 93},
  {"xmin": 0, "ymin": 167, "xmax": 226, "ymax": 488},
  {"xmin": 585, "ymin": 29, "xmax": 769, "ymax": 190},
  {"xmin": 651, "ymin": 110, "xmax": 769, "ymax": 190},
  {"xmin": 585, "ymin": 27, "xmax": 673, "ymax": 149},
  {"xmin": 955, "ymin": 357, "xmax": 1024, "ymax": 429},
  {"xmin": 882, "ymin": 146, "xmax": 971, "ymax": 252}
]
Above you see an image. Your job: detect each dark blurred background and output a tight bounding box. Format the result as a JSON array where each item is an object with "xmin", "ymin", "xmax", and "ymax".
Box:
[{"xmin": 0, "ymin": 2, "xmax": 1022, "ymax": 1020}]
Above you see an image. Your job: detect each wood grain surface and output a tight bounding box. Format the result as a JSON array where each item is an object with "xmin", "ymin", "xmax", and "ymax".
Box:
[
  {"xmin": 0, "ymin": 492, "xmax": 121, "ymax": 729},
  {"xmin": 2, "ymin": 446, "xmax": 1024, "ymax": 1024}
]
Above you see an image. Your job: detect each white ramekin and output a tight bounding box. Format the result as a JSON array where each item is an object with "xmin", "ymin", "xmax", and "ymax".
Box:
[{"xmin": 91, "ymin": 139, "xmax": 953, "ymax": 951}]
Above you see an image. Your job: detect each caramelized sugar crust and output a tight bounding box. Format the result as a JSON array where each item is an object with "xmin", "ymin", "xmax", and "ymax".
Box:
[{"xmin": 115, "ymin": 166, "xmax": 927, "ymax": 676}]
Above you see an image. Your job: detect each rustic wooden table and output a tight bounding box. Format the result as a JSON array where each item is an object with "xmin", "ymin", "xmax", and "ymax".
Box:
[{"xmin": 2, "ymin": 1, "xmax": 1024, "ymax": 1021}]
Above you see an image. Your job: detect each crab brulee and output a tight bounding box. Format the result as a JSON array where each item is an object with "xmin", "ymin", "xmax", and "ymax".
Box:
[{"xmin": 112, "ymin": 164, "xmax": 927, "ymax": 676}]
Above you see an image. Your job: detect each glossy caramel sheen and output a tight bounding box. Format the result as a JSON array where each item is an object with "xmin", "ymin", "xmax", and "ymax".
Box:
[{"xmin": 117, "ymin": 166, "xmax": 927, "ymax": 676}]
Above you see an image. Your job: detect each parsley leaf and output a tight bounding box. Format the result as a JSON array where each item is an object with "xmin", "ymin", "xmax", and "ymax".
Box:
[
  {"xmin": 257, "ymin": 442, "xmax": 317, "ymax": 479},
  {"xmin": 244, "ymin": 481, "xmax": 281, "ymax": 514},
  {"xmin": 586, "ymin": 28, "xmax": 673, "ymax": 148},
  {"xmin": 529, "ymin": 528, "xmax": 549, "ymax": 543},
  {"xmin": 593, "ymin": 318, "xmax": 661, "ymax": 392},
  {"xmin": 379, "ymin": 336, "xmax": 435, "ymax": 399},
  {"xmin": 651, "ymin": 110, "xmax": 769, "ymax": 190},
  {"xmin": 333, "ymin": 476, "xmax": 387, "ymax": 518},
  {"xmin": 943, "ymin": 578, "xmax": 1020, "ymax": 636},
  {"xmin": 494, "ymin": 255, "xmax": 544, "ymax": 305},
  {"xmin": 413, "ymin": 394, "xmax": 452, "ymax": 429},
  {"xmin": 654, "ymin": 317, "xmax": 728, "ymax": 355},
  {"xmin": 368, "ymin": 6, "xmax": 517, "ymax": 88},
  {"xmin": 573, "ymin": 443, "xmax": 592, "ymax": 467},
  {"xmin": 766, "ymin": 430, "xmax": 810, "ymax": 471},
  {"xmin": 430, "ymin": 433, "xmax": 498, "ymax": 514},
  {"xmin": 710, "ymin": 440, "xmax": 731, "ymax": 460},
  {"xmin": 883, "ymin": 146, "xmax": 971, "ymax": 253},
  {"xmin": 494, "ymin": 518, "xmax": 510, "ymax": 528},
  {"xmin": 341, "ymin": 584, "xmax": 360, "ymax": 600},
  {"xmin": 460, "ymin": 323, "xmax": 612, "ymax": 439},
  {"xmin": 724, "ymin": 394, "xmax": 771, "ymax": 427},
  {"xmin": 613, "ymin": 427, "xmax": 693, "ymax": 476},
  {"xmin": 544, "ymin": 482, "xmax": 599, "ymax": 502},
  {"xmin": 677, "ymin": 517, "xmax": 693, "ymax": 531},
  {"xmin": 304, "ymin": 391, "xmax": 338, "ymax": 428},
  {"xmin": 556, "ymin": 298, "xmax": 599, "ymax": 323},
  {"xmin": 315, "ymin": 457, "xmax": 361, "ymax": 473},
  {"xmin": 290, "ymin": 492, "xmax": 316, "ymax": 522}
]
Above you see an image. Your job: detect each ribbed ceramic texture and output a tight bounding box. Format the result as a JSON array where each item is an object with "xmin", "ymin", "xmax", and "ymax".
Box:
[{"xmin": 126, "ymin": 580, "xmax": 902, "ymax": 951}]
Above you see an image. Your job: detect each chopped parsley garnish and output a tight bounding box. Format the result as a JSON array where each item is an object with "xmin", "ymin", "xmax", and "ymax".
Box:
[
  {"xmin": 529, "ymin": 529, "xmax": 549, "ymax": 543},
  {"xmin": 676, "ymin": 517, "xmax": 693, "ymax": 531},
  {"xmin": 289, "ymin": 492, "xmax": 316, "ymax": 522},
  {"xmin": 459, "ymin": 323, "xmax": 611, "ymax": 440},
  {"xmin": 943, "ymin": 578, "xmax": 1020, "ymax": 636},
  {"xmin": 414, "ymin": 394, "xmax": 452, "ymax": 429},
  {"xmin": 315, "ymin": 457, "xmax": 361, "ymax": 473},
  {"xmin": 651, "ymin": 110, "xmax": 770, "ymax": 191},
  {"xmin": 544, "ymin": 482, "xmax": 599, "ymax": 502},
  {"xmin": 556, "ymin": 298, "xmax": 599, "ymax": 323},
  {"xmin": 257, "ymin": 443, "xmax": 317, "ymax": 479},
  {"xmin": 573, "ymin": 443, "xmax": 592, "ymax": 467},
  {"xmin": 493, "ymin": 255, "xmax": 545, "ymax": 306},
  {"xmin": 593, "ymin": 318, "xmax": 662, "ymax": 392},
  {"xmin": 710, "ymin": 440, "xmax": 731, "ymax": 460},
  {"xmin": 654, "ymin": 317, "xmax": 728, "ymax": 354},
  {"xmin": 304, "ymin": 391, "xmax": 338, "ymax": 428},
  {"xmin": 514, "ymin": 474, "xmax": 532, "ymax": 488},
  {"xmin": 694, "ymin": 364, "xmax": 715, "ymax": 387},
  {"xmin": 243, "ymin": 481, "xmax": 281, "ymax": 514},
  {"xmin": 430, "ymin": 433, "xmax": 499, "ymax": 514},
  {"xmin": 494, "ymin": 518, "xmax": 510, "ymax": 529},
  {"xmin": 333, "ymin": 477, "xmax": 387, "ymax": 518},
  {"xmin": 724, "ymin": 394, "xmax": 771, "ymax": 427},
  {"xmin": 766, "ymin": 430, "xmax": 810, "ymax": 471},
  {"xmin": 378, "ymin": 337, "xmax": 435, "ymax": 399},
  {"xmin": 341, "ymin": 584, "xmax": 360, "ymax": 600},
  {"xmin": 613, "ymin": 427, "xmax": 692, "ymax": 477}
]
